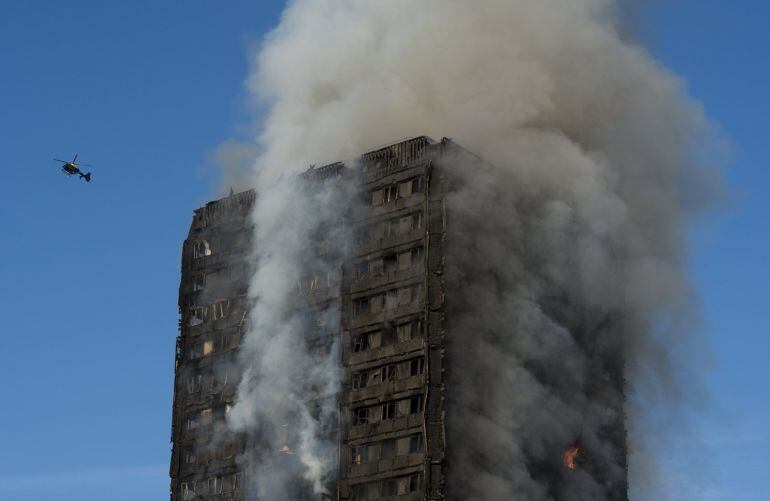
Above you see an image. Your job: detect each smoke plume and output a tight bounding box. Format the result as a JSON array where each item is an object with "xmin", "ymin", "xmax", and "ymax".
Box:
[{"xmin": 229, "ymin": 0, "xmax": 718, "ymax": 499}]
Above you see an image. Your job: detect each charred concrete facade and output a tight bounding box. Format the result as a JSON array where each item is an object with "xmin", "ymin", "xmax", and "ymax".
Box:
[
  {"xmin": 170, "ymin": 136, "xmax": 628, "ymax": 500},
  {"xmin": 171, "ymin": 191, "xmax": 255, "ymax": 500}
]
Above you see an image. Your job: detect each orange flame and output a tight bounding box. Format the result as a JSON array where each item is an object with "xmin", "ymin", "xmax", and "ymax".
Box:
[{"xmin": 564, "ymin": 447, "xmax": 580, "ymax": 470}]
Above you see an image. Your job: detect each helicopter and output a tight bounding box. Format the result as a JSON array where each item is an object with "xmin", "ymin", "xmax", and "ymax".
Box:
[{"xmin": 54, "ymin": 154, "xmax": 93, "ymax": 182}]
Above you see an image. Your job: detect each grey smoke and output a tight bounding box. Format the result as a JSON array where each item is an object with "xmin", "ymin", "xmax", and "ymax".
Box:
[{"xmin": 227, "ymin": 0, "xmax": 719, "ymax": 499}]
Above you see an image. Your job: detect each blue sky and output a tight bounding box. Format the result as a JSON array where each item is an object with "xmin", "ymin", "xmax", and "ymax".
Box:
[{"xmin": 0, "ymin": 1, "xmax": 766, "ymax": 500}]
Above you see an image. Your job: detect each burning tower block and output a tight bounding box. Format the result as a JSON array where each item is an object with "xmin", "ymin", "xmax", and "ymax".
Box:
[{"xmin": 170, "ymin": 137, "xmax": 628, "ymax": 500}]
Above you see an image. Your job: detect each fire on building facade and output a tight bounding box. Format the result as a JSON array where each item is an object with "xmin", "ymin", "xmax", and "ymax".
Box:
[{"xmin": 169, "ymin": 136, "xmax": 628, "ymax": 500}]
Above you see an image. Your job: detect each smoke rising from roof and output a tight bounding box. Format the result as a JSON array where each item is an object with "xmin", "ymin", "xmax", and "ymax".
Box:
[{"xmin": 229, "ymin": 0, "xmax": 720, "ymax": 498}]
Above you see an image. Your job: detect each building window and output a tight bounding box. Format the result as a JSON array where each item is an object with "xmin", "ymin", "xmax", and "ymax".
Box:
[
  {"xmin": 202, "ymin": 339, "xmax": 214, "ymax": 356},
  {"xmin": 212, "ymin": 299, "xmax": 229, "ymax": 320},
  {"xmin": 353, "ymin": 261, "xmax": 368, "ymax": 280},
  {"xmin": 184, "ymin": 449, "xmax": 196, "ymax": 465},
  {"xmin": 191, "ymin": 274, "xmax": 205, "ymax": 292},
  {"xmin": 409, "ymin": 434, "xmax": 422, "ymax": 454},
  {"xmin": 351, "ymin": 445, "xmax": 366, "ymax": 465},
  {"xmin": 411, "ymin": 176, "xmax": 423, "ymax": 194},
  {"xmin": 409, "ymin": 395, "xmax": 422, "ymax": 415},
  {"xmin": 200, "ymin": 408, "xmax": 213, "ymax": 426},
  {"xmin": 382, "ymin": 402, "xmax": 397, "ymax": 421},
  {"xmin": 185, "ymin": 414, "xmax": 198, "ymax": 430},
  {"xmin": 189, "ymin": 307, "xmax": 205, "ymax": 326},
  {"xmin": 384, "ymin": 185, "xmax": 398, "ymax": 203},
  {"xmin": 411, "ymin": 246, "xmax": 424, "ymax": 266},
  {"xmin": 385, "ymin": 289, "xmax": 399, "ymax": 310},
  {"xmin": 186, "ymin": 374, "xmax": 201, "ymax": 393},
  {"xmin": 353, "ymin": 407, "xmax": 369, "ymax": 426},
  {"xmin": 352, "ymin": 333, "xmax": 369, "ymax": 353},
  {"xmin": 181, "ymin": 481, "xmax": 195, "ymax": 500},
  {"xmin": 352, "ymin": 370, "xmax": 368, "ymax": 389},
  {"xmin": 410, "ymin": 358, "xmax": 424, "ymax": 377},
  {"xmin": 193, "ymin": 240, "xmax": 211, "ymax": 259},
  {"xmin": 412, "ymin": 211, "xmax": 423, "ymax": 230},
  {"xmin": 354, "ymin": 226, "xmax": 370, "ymax": 245},
  {"xmin": 353, "ymin": 297, "xmax": 370, "ymax": 317},
  {"xmin": 208, "ymin": 476, "xmax": 223, "ymax": 495}
]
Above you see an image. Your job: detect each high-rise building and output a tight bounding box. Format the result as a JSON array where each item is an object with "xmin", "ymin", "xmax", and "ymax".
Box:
[{"xmin": 170, "ymin": 136, "xmax": 627, "ymax": 500}]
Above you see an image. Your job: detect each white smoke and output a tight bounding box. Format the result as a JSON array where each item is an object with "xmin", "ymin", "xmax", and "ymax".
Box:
[{"xmin": 229, "ymin": 0, "xmax": 720, "ymax": 499}]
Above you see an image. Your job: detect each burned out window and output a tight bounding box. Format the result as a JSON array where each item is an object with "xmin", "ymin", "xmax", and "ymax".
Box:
[
  {"xmin": 353, "ymin": 407, "xmax": 369, "ymax": 426},
  {"xmin": 351, "ymin": 445, "xmax": 366, "ymax": 465},
  {"xmin": 353, "ymin": 297, "xmax": 369, "ymax": 317},
  {"xmin": 189, "ymin": 307, "xmax": 205, "ymax": 326},
  {"xmin": 224, "ymin": 332, "xmax": 240, "ymax": 350},
  {"xmin": 354, "ymin": 226, "xmax": 370, "ymax": 245},
  {"xmin": 411, "ymin": 246, "xmax": 424, "ymax": 266},
  {"xmin": 409, "ymin": 435, "xmax": 422, "ymax": 454},
  {"xmin": 352, "ymin": 333, "xmax": 369, "ymax": 353},
  {"xmin": 191, "ymin": 274, "xmax": 205, "ymax": 292},
  {"xmin": 202, "ymin": 339, "xmax": 214, "ymax": 356},
  {"xmin": 385, "ymin": 218, "xmax": 400, "ymax": 237},
  {"xmin": 409, "ymin": 395, "xmax": 422, "ymax": 415},
  {"xmin": 352, "ymin": 370, "xmax": 368, "ymax": 389},
  {"xmin": 189, "ymin": 342, "xmax": 202, "ymax": 360},
  {"xmin": 380, "ymin": 438, "xmax": 396, "ymax": 460},
  {"xmin": 412, "ymin": 211, "xmax": 423, "ymax": 230},
  {"xmin": 193, "ymin": 240, "xmax": 211, "ymax": 259},
  {"xmin": 411, "ymin": 176, "xmax": 423, "ymax": 194},
  {"xmin": 385, "ymin": 289, "xmax": 399, "ymax": 310},
  {"xmin": 187, "ymin": 374, "xmax": 201, "ymax": 393},
  {"xmin": 371, "ymin": 188, "xmax": 384, "ymax": 206},
  {"xmin": 200, "ymin": 408, "xmax": 213, "ymax": 426},
  {"xmin": 353, "ymin": 261, "xmax": 368, "ymax": 280},
  {"xmin": 410, "ymin": 358, "xmax": 424, "ymax": 377},
  {"xmin": 369, "ymin": 368, "xmax": 382, "ymax": 386},
  {"xmin": 208, "ymin": 477, "xmax": 223, "ymax": 495},
  {"xmin": 212, "ymin": 299, "xmax": 229, "ymax": 320},
  {"xmin": 409, "ymin": 284, "xmax": 422, "ymax": 303},
  {"xmin": 384, "ymin": 363, "xmax": 397, "ymax": 381},
  {"xmin": 383, "ymin": 478, "xmax": 396, "ymax": 496},
  {"xmin": 185, "ymin": 413, "xmax": 198, "ymax": 430},
  {"xmin": 382, "ymin": 402, "xmax": 397, "ymax": 421},
  {"xmin": 221, "ymin": 474, "xmax": 236, "ymax": 493},
  {"xmin": 384, "ymin": 185, "xmax": 398, "ymax": 203},
  {"xmin": 184, "ymin": 448, "xmax": 196, "ymax": 465},
  {"xmin": 383, "ymin": 254, "xmax": 397, "ymax": 273},
  {"xmin": 181, "ymin": 482, "xmax": 195, "ymax": 500}
]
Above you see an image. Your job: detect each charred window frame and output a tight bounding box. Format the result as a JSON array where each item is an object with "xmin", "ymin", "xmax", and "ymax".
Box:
[
  {"xmin": 409, "ymin": 358, "xmax": 424, "ymax": 377},
  {"xmin": 353, "ymin": 407, "xmax": 369, "ymax": 426},
  {"xmin": 351, "ymin": 445, "xmax": 366, "ymax": 465},
  {"xmin": 352, "ymin": 370, "xmax": 368, "ymax": 389},
  {"xmin": 353, "ymin": 297, "xmax": 370, "ymax": 317},
  {"xmin": 411, "ymin": 176, "xmax": 423, "ymax": 194},
  {"xmin": 352, "ymin": 333, "xmax": 369, "ymax": 353},
  {"xmin": 382, "ymin": 401, "xmax": 397, "ymax": 421},
  {"xmin": 191, "ymin": 274, "xmax": 205, "ymax": 292},
  {"xmin": 409, "ymin": 395, "xmax": 423, "ymax": 415},
  {"xmin": 181, "ymin": 481, "xmax": 196, "ymax": 500},
  {"xmin": 411, "ymin": 246, "xmax": 424, "ymax": 266},
  {"xmin": 353, "ymin": 260, "xmax": 369, "ymax": 280},
  {"xmin": 193, "ymin": 240, "xmax": 211, "ymax": 259},
  {"xmin": 186, "ymin": 374, "xmax": 202, "ymax": 393},
  {"xmin": 383, "ymin": 253, "xmax": 397, "ymax": 273}
]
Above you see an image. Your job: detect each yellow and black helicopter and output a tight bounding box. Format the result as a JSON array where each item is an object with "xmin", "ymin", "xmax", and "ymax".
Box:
[{"xmin": 54, "ymin": 154, "xmax": 93, "ymax": 182}]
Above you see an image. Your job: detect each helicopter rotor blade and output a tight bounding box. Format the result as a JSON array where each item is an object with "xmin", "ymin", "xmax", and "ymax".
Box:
[
  {"xmin": 78, "ymin": 163, "xmax": 94, "ymax": 167},
  {"xmin": 53, "ymin": 158, "xmax": 69, "ymax": 163},
  {"xmin": 73, "ymin": 153, "xmax": 78, "ymax": 163}
]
